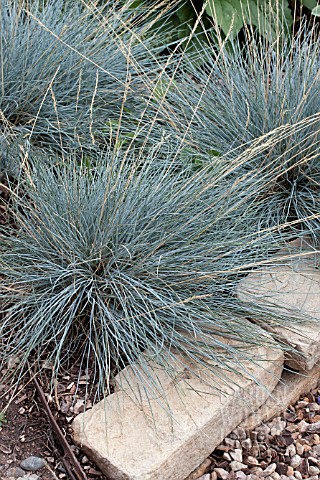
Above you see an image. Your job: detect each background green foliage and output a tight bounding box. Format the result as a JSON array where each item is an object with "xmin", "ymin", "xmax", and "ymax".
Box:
[{"xmin": 122, "ymin": 0, "xmax": 319, "ymax": 50}]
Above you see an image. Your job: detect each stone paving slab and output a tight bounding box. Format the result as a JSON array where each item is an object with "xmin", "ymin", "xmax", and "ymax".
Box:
[
  {"xmin": 238, "ymin": 249, "xmax": 320, "ymax": 370},
  {"xmin": 240, "ymin": 363, "xmax": 320, "ymax": 429},
  {"xmin": 72, "ymin": 346, "xmax": 283, "ymax": 480}
]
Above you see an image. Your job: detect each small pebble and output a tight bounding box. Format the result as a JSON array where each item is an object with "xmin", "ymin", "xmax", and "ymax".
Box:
[
  {"xmin": 256, "ymin": 424, "xmax": 271, "ymax": 435},
  {"xmin": 213, "ymin": 468, "xmax": 229, "ymax": 479},
  {"xmin": 295, "ymin": 442, "xmax": 304, "ymax": 456},
  {"xmin": 20, "ymin": 457, "xmax": 45, "ymax": 472},
  {"xmin": 250, "ymin": 445, "xmax": 259, "ymax": 457},
  {"xmin": 233, "ymin": 427, "xmax": 246, "ymax": 440},
  {"xmin": 308, "ymin": 465, "xmax": 320, "ymax": 475},
  {"xmin": 269, "ymin": 417, "xmax": 286, "ymax": 436},
  {"xmin": 312, "ymin": 434, "xmax": 320, "ymax": 445},
  {"xmin": 286, "ymin": 466, "xmax": 294, "ymax": 476},
  {"xmin": 235, "ymin": 472, "xmax": 246, "ymax": 480},
  {"xmin": 285, "ymin": 444, "xmax": 296, "ymax": 457},
  {"xmin": 290, "ymin": 454, "xmax": 301, "ymax": 468},
  {"xmin": 271, "ymin": 473, "xmax": 281, "ymax": 480},
  {"xmin": 241, "ymin": 438, "xmax": 252, "ymax": 450},
  {"xmin": 297, "ymin": 420, "xmax": 309, "ymax": 432},
  {"xmin": 312, "ymin": 443, "xmax": 320, "ymax": 455},
  {"xmin": 5, "ymin": 467, "xmax": 26, "ymax": 478},
  {"xmin": 230, "ymin": 449, "xmax": 243, "ymax": 463},
  {"xmin": 251, "ymin": 467, "xmax": 263, "ymax": 475},
  {"xmin": 225, "ymin": 438, "xmax": 236, "ymax": 447},
  {"xmin": 261, "ymin": 463, "xmax": 276, "ymax": 477},
  {"xmin": 230, "ymin": 461, "xmax": 247, "ymax": 471},
  {"xmin": 307, "ymin": 421, "xmax": 320, "ymax": 433}
]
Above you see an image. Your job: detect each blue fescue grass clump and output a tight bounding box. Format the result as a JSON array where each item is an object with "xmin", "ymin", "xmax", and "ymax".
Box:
[
  {"xmin": 209, "ymin": 114, "xmax": 320, "ymax": 242},
  {"xmin": 156, "ymin": 22, "xmax": 319, "ymax": 157},
  {"xmin": 0, "ymin": 0, "xmax": 161, "ymax": 157},
  {"xmin": 0, "ymin": 146, "xmax": 306, "ymax": 398},
  {"xmin": 152, "ymin": 21, "xmax": 320, "ymax": 240}
]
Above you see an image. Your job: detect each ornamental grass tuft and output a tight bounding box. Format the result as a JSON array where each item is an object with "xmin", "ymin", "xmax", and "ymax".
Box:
[
  {"xmin": 152, "ymin": 20, "xmax": 320, "ymax": 240},
  {"xmin": 0, "ymin": 146, "xmax": 312, "ymax": 399},
  {"xmin": 0, "ymin": 0, "xmax": 161, "ymax": 158}
]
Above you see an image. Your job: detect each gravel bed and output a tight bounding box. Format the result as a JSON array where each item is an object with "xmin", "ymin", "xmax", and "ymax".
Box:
[{"xmin": 187, "ymin": 382, "xmax": 320, "ymax": 480}]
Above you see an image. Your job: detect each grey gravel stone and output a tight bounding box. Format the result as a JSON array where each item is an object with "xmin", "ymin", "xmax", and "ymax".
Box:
[
  {"xmin": 213, "ymin": 468, "xmax": 229, "ymax": 479},
  {"xmin": 235, "ymin": 472, "xmax": 246, "ymax": 480},
  {"xmin": 230, "ymin": 461, "xmax": 247, "ymax": 471},
  {"xmin": 312, "ymin": 444, "xmax": 320, "ymax": 455},
  {"xmin": 297, "ymin": 420, "xmax": 309, "ymax": 432},
  {"xmin": 233, "ymin": 427, "xmax": 246, "ymax": 440},
  {"xmin": 308, "ymin": 466, "xmax": 320, "ymax": 475},
  {"xmin": 230, "ymin": 449, "xmax": 243, "ymax": 463},
  {"xmin": 290, "ymin": 454, "xmax": 301, "ymax": 468},
  {"xmin": 20, "ymin": 457, "xmax": 45, "ymax": 472},
  {"xmin": 271, "ymin": 473, "xmax": 281, "ymax": 480},
  {"xmin": 5, "ymin": 467, "xmax": 25, "ymax": 478},
  {"xmin": 241, "ymin": 438, "xmax": 252, "ymax": 450},
  {"xmin": 307, "ymin": 421, "xmax": 320, "ymax": 433},
  {"xmin": 261, "ymin": 463, "xmax": 276, "ymax": 477},
  {"xmin": 295, "ymin": 442, "xmax": 304, "ymax": 456},
  {"xmin": 285, "ymin": 444, "xmax": 296, "ymax": 457},
  {"xmin": 269, "ymin": 417, "xmax": 286, "ymax": 436}
]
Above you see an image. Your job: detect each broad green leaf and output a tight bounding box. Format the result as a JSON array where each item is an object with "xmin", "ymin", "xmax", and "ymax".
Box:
[
  {"xmin": 301, "ymin": 0, "xmax": 318, "ymax": 9},
  {"xmin": 242, "ymin": 0, "xmax": 260, "ymax": 27},
  {"xmin": 312, "ymin": 5, "xmax": 320, "ymax": 15},
  {"xmin": 206, "ymin": 0, "xmax": 244, "ymax": 37},
  {"xmin": 251, "ymin": 0, "xmax": 293, "ymax": 40}
]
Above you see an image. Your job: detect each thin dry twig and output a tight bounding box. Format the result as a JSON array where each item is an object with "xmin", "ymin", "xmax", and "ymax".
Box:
[{"xmin": 32, "ymin": 374, "xmax": 87, "ymax": 480}]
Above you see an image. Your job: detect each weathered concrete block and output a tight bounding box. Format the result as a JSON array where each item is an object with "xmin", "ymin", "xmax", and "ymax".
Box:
[
  {"xmin": 240, "ymin": 363, "xmax": 320, "ymax": 430},
  {"xmin": 238, "ymin": 247, "xmax": 320, "ymax": 370},
  {"xmin": 72, "ymin": 346, "xmax": 283, "ymax": 480}
]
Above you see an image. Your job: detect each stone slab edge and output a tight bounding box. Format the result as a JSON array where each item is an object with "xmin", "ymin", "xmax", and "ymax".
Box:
[
  {"xmin": 240, "ymin": 364, "xmax": 320, "ymax": 430},
  {"xmin": 237, "ymin": 263, "xmax": 320, "ymax": 371},
  {"xmin": 72, "ymin": 346, "xmax": 283, "ymax": 480}
]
